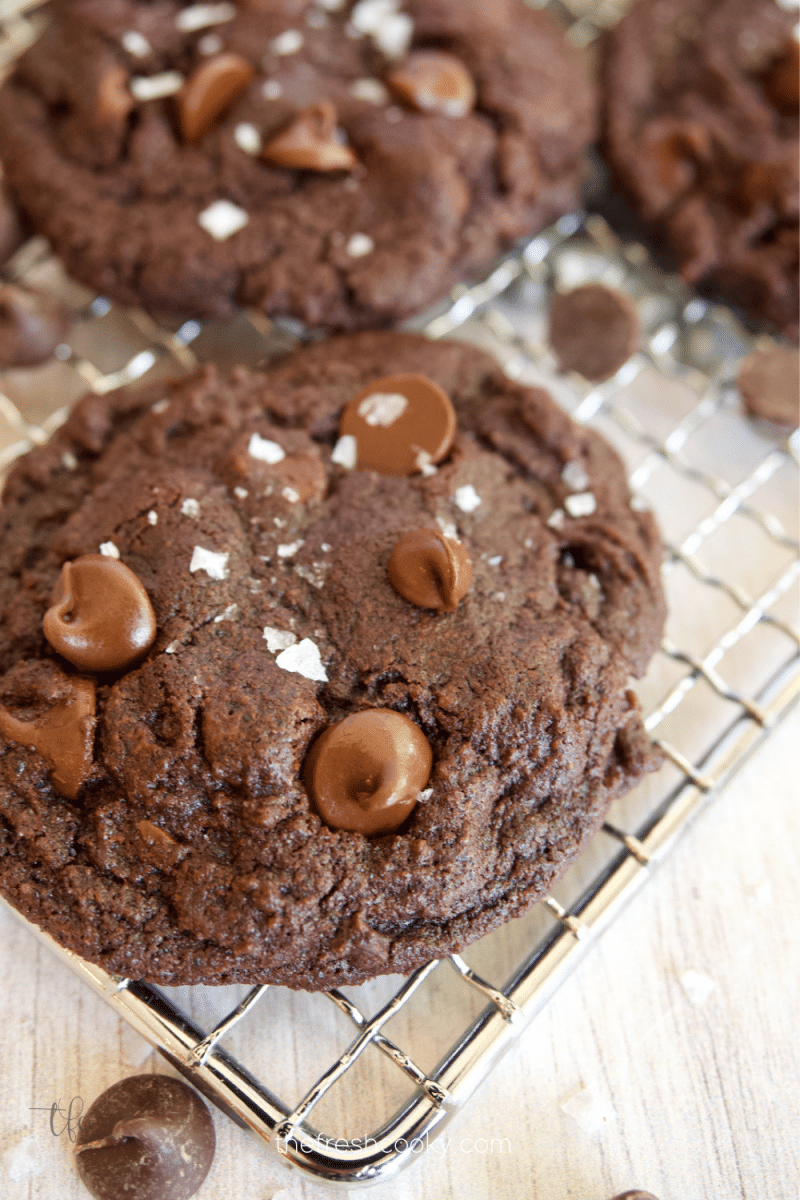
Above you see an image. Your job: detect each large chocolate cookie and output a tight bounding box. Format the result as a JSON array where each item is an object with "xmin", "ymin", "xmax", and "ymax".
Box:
[
  {"xmin": 602, "ymin": 0, "xmax": 799, "ymax": 341},
  {"xmin": 0, "ymin": 332, "xmax": 665, "ymax": 989},
  {"xmin": 0, "ymin": 0, "xmax": 594, "ymax": 329}
]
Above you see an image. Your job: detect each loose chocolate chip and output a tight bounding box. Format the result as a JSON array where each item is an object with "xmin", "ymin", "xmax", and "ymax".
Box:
[
  {"xmin": 177, "ymin": 52, "xmax": 254, "ymax": 145},
  {"xmin": 0, "ymin": 665, "xmax": 95, "ymax": 799},
  {"xmin": 763, "ymin": 39, "xmax": 799, "ymax": 116},
  {"xmin": 0, "ymin": 283, "xmax": 70, "ymax": 369},
  {"xmin": 387, "ymin": 51, "xmax": 476, "ymax": 117},
  {"xmin": 304, "ymin": 709, "xmax": 433, "ymax": 834},
  {"xmin": 737, "ymin": 344, "xmax": 799, "ymax": 426},
  {"xmin": 608, "ymin": 1192, "xmax": 661, "ymax": 1200},
  {"xmin": 548, "ymin": 284, "xmax": 640, "ymax": 382},
  {"xmin": 75, "ymin": 1075, "xmax": 215, "ymax": 1200},
  {"xmin": 388, "ymin": 528, "xmax": 472, "ymax": 612},
  {"xmin": 261, "ymin": 101, "xmax": 358, "ymax": 171},
  {"xmin": 44, "ymin": 554, "xmax": 157, "ymax": 674},
  {"xmin": 339, "ymin": 372, "xmax": 457, "ymax": 475}
]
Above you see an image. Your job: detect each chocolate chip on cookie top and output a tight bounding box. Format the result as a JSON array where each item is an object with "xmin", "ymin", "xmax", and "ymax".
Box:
[
  {"xmin": 0, "ymin": 664, "xmax": 95, "ymax": 800},
  {"xmin": 338, "ymin": 373, "xmax": 457, "ymax": 474},
  {"xmin": 43, "ymin": 554, "xmax": 157, "ymax": 674},
  {"xmin": 388, "ymin": 528, "xmax": 472, "ymax": 611},
  {"xmin": 304, "ymin": 709, "xmax": 433, "ymax": 834}
]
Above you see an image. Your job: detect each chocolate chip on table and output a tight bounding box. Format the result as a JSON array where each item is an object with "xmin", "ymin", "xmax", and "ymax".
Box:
[
  {"xmin": 737, "ymin": 344, "xmax": 799, "ymax": 426},
  {"xmin": 43, "ymin": 554, "xmax": 157, "ymax": 674},
  {"xmin": 0, "ymin": 283, "xmax": 70, "ymax": 369},
  {"xmin": 387, "ymin": 51, "xmax": 476, "ymax": 117},
  {"xmin": 388, "ymin": 528, "xmax": 472, "ymax": 612},
  {"xmin": 261, "ymin": 102, "xmax": 358, "ymax": 172},
  {"xmin": 548, "ymin": 284, "xmax": 640, "ymax": 382},
  {"xmin": 0, "ymin": 662, "xmax": 95, "ymax": 800},
  {"xmin": 304, "ymin": 709, "xmax": 433, "ymax": 834},
  {"xmin": 177, "ymin": 52, "xmax": 254, "ymax": 145},
  {"xmin": 75, "ymin": 1075, "xmax": 215, "ymax": 1200},
  {"xmin": 338, "ymin": 372, "xmax": 457, "ymax": 475}
]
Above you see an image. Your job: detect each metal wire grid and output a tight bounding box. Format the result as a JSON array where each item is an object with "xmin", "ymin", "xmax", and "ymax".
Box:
[{"xmin": 0, "ymin": 0, "xmax": 798, "ymax": 1192}]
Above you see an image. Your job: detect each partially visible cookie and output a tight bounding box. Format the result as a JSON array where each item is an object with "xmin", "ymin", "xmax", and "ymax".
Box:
[
  {"xmin": 737, "ymin": 343, "xmax": 799, "ymax": 426},
  {"xmin": 0, "ymin": 0, "xmax": 595, "ymax": 329},
  {"xmin": 0, "ymin": 331, "xmax": 665, "ymax": 989},
  {"xmin": 549, "ymin": 284, "xmax": 640, "ymax": 382},
  {"xmin": 602, "ymin": 0, "xmax": 799, "ymax": 341}
]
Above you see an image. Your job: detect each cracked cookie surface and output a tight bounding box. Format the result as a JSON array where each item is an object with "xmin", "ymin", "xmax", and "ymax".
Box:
[{"xmin": 0, "ymin": 332, "xmax": 664, "ymax": 988}]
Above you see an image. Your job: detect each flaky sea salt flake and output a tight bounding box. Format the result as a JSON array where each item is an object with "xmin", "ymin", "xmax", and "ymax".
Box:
[
  {"xmin": 198, "ymin": 32, "xmax": 223, "ymax": 54},
  {"xmin": 277, "ymin": 540, "xmax": 304, "ymax": 559},
  {"xmin": 561, "ymin": 1086, "xmax": 615, "ymax": 1135},
  {"xmin": 233, "ymin": 487, "xmax": 248, "ymax": 499},
  {"xmin": 130, "ymin": 71, "xmax": 184, "ymax": 100},
  {"xmin": 99, "ymin": 542, "xmax": 120, "ymax": 559},
  {"xmin": 282, "ymin": 487, "xmax": 300, "ymax": 503},
  {"xmin": 270, "ymin": 29, "xmax": 304, "ymax": 55},
  {"xmin": 190, "ymin": 545, "xmax": 229, "ymax": 579},
  {"xmin": 122, "ymin": 30, "xmax": 152, "ymax": 57},
  {"xmin": 234, "ymin": 123, "xmax": 262, "ymax": 154},
  {"xmin": 345, "ymin": 232, "xmax": 374, "ymax": 257},
  {"xmin": 61, "ymin": 450, "xmax": 78, "ymax": 470},
  {"xmin": 197, "ymin": 199, "xmax": 249, "ymax": 241},
  {"xmin": 562, "ymin": 460, "xmax": 589, "ymax": 491},
  {"xmin": 565, "ymin": 492, "xmax": 596, "ymax": 518},
  {"xmin": 547, "ymin": 508, "xmax": 565, "ymax": 529},
  {"xmin": 147, "ymin": 510, "xmax": 158, "ymax": 525},
  {"xmin": 275, "ymin": 637, "xmax": 328, "ymax": 681},
  {"xmin": 350, "ymin": 77, "xmax": 390, "ymax": 104},
  {"xmin": 248, "ymin": 432, "xmax": 285, "ymax": 463},
  {"xmin": 214, "ymin": 603, "xmax": 239, "ymax": 623},
  {"xmin": 358, "ymin": 392, "xmax": 408, "ymax": 426},
  {"xmin": 331, "ymin": 434, "xmax": 357, "ymax": 469},
  {"xmin": 181, "ymin": 497, "xmax": 201, "ymax": 518},
  {"xmin": 176, "ymin": 3, "xmax": 236, "ymax": 32},
  {"xmin": 454, "ymin": 484, "xmax": 481, "ymax": 513}
]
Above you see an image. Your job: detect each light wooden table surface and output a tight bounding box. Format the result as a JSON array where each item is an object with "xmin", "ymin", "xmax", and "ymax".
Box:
[{"xmin": 1, "ymin": 700, "xmax": 797, "ymax": 1200}]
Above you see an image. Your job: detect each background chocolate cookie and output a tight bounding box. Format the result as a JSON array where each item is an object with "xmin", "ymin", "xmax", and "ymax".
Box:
[
  {"xmin": 0, "ymin": 0, "xmax": 594, "ymax": 329},
  {"xmin": 0, "ymin": 332, "xmax": 665, "ymax": 989},
  {"xmin": 602, "ymin": 0, "xmax": 799, "ymax": 341}
]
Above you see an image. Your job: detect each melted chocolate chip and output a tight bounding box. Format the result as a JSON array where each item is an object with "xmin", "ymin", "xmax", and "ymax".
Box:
[
  {"xmin": 388, "ymin": 528, "xmax": 472, "ymax": 611},
  {"xmin": 737, "ymin": 344, "xmax": 799, "ymax": 425},
  {"xmin": 548, "ymin": 284, "xmax": 640, "ymax": 382},
  {"xmin": 43, "ymin": 554, "xmax": 157, "ymax": 674},
  {"xmin": 387, "ymin": 51, "xmax": 476, "ymax": 118},
  {"xmin": 177, "ymin": 52, "xmax": 254, "ymax": 144},
  {"xmin": 0, "ymin": 665, "xmax": 95, "ymax": 799},
  {"xmin": 0, "ymin": 283, "xmax": 70, "ymax": 368},
  {"xmin": 339, "ymin": 373, "xmax": 457, "ymax": 476},
  {"xmin": 304, "ymin": 709, "xmax": 433, "ymax": 834},
  {"xmin": 261, "ymin": 101, "xmax": 358, "ymax": 171},
  {"xmin": 96, "ymin": 64, "xmax": 134, "ymax": 127},
  {"xmin": 75, "ymin": 1075, "xmax": 215, "ymax": 1200}
]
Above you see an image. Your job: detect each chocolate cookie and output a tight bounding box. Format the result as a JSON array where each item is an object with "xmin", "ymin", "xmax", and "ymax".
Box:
[
  {"xmin": 602, "ymin": 0, "xmax": 799, "ymax": 341},
  {"xmin": 0, "ymin": 0, "xmax": 594, "ymax": 329},
  {"xmin": 0, "ymin": 332, "xmax": 665, "ymax": 989}
]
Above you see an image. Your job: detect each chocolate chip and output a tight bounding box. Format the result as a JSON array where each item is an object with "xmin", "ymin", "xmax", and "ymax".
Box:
[
  {"xmin": 763, "ymin": 39, "xmax": 799, "ymax": 116},
  {"xmin": 177, "ymin": 52, "xmax": 253, "ymax": 144},
  {"xmin": 387, "ymin": 51, "xmax": 476, "ymax": 117},
  {"xmin": 339, "ymin": 372, "xmax": 457, "ymax": 475},
  {"xmin": 0, "ymin": 663, "xmax": 95, "ymax": 799},
  {"xmin": 737, "ymin": 344, "xmax": 799, "ymax": 426},
  {"xmin": 608, "ymin": 1192, "xmax": 661, "ymax": 1200},
  {"xmin": 304, "ymin": 709, "xmax": 433, "ymax": 834},
  {"xmin": 388, "ymin": 528, "xmax": 472, "ymax": 612},
  {"xmin": 548, "ymin": 284, "xmax": 640, "ymax": 382},
  {"xmin": 261, "ymin": 101, "xmax": 358, "ymax": 171},
  {"xmin": 75, "ymin": 1075, "xmax": 215, "ymax": 1200},
  {"xmin": 0, "ymin": 283, "xmax": 70, "ymax": 369},
  {"xmin": 43, "ymin": 554, "xmax": 157, "ymax": 674},
  {"xmin": 96, "ymin": 64, "xmax": 134, "ymax": 126}
]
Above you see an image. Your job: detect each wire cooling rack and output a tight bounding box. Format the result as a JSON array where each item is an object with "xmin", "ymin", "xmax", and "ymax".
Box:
[{"xmin": 1, "ymin": 0, "xmax": 798, "ymax": 1191}]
